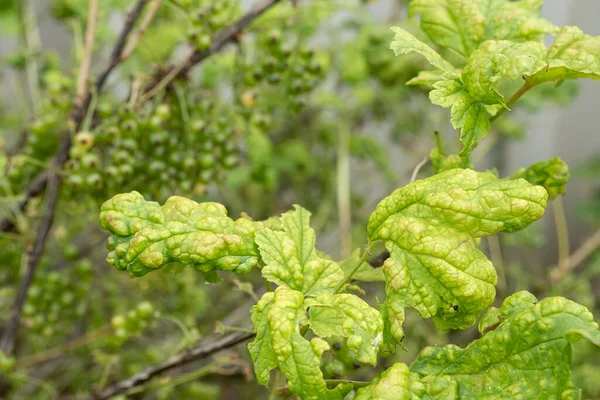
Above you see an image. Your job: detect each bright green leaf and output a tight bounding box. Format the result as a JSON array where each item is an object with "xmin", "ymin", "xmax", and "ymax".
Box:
[
  {"xmin": 409, "ymin": 291, "xmax": 600, "ymax": 399},
  {"xmin": 248, "ymin": 286, "xmax": 348, "ymax": 399},
  {"xmin": 255, "ymin": 206, "xmax": 345, "ymax": 295},
  {"xmin": 511, "ymin": 157, "xmax": 570, "ymax": 199},
  {"xmin": 430, "ymin": 76, "xmax": 491, "ymax": 156},
  {"xmin": 306, "ymin": 293, "xmax": 383, "ymax": 365},
  {"xmin": 99, "ymin": 191, "xmax": 259, "ymax": 278},
  {"xmin": 477, "ymin": 306, "xmax": 500, "ymax": 334},
  {"xmin": 390, "ymin": 27, "xmax": 456, "ymax": 74},
  {"xmin": 408, "ymin": 0, "xmax": 556, "ymax": 59},
  {"xmin": 367, "ymin": 169, "xmax": 548, "ymax": 350},
  {"xmin": 479, "ymin": 0, "xmax": 558, "ymax": 42},
  {"xmin": 354, "ymin": 363, "xmax": 457, "ymax": 400},
  {"xmin": 462, "ymin": 40, "xmax": 547, "ymax": 105},
  {"xmin": 339, "ymin": 248, "xmax": 384, "ymax": 282},
  {"xmin": 408, "ymin": 0, "xmax": 485, "ymax": 58},
  {"xmin": 533, "ymin": 26, "xmax": 600, "ymax": 84}
]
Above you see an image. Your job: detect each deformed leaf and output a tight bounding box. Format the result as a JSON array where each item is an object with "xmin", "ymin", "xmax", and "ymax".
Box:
[
  {"xmin": 306, "ymin": 293, "xmax": 383, "ymax": 365},
  {"xmin": 511, "ymin": 157, "xmax": 570, "ymax": 199},
  {"xmin": 429, "ymin": 75, "xmax": 490, "ymax": 156},
  {"xmin": 367, "ymin": 169, "xmax": 548, "ymax": 350},
  {"xmin": 408, "ymin": 0, "xmax": 485, "ymax": 58},
  {"xmin": 255, "ymin": 205, "xmax": 345, "ymax": 295},
  {"xmin": 99, "ymin": 191, "xmax": 259, "ymax": 278},
  {"xmin": 355, "ymin": 363, "xmax": 457, "ymax": 400},
  {"xmin": 479, "ymin": 0, "xmax": 558, "ymax": 43},
  {"xmin": 462, "ymin": 40, "xmax": 547, "ymax": 105},
  {"xmin": 533, "ymin": 26, "xmax": 600, "ymax": 84},
  {"xmin": 390, "ymin": 27, "xmax": 455, "ymax": 74},
  {"xmin": 408, "ymin": 0, "xmax": 556, "ymax": 59},
  {"xmin": 248, "ymin": 286, "xmax": 349, "ymax": 399},
  {"xmin": 357, "ymin": 291, "xmax": 600, "ymax": 399},
  {"xmin": 408, "ymin": 291, "xmax": 600, "ymax": 399}
]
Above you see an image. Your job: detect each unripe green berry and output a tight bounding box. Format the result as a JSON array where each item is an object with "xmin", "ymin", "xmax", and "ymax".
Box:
[
  {"xmin": 136, "ymin": 302, "xmax": 154, "ymax": 319},
  {"xmin": 75, "ymin": 131, "xmax": 94, "ymax": 150},
  {"xmin": 155, "ymin": 104, "xmax": 172, "ymax": 121}
]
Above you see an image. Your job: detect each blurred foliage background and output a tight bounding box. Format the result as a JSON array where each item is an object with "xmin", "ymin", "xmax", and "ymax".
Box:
[{"xmin": 0, "ymin": 0, "xmax": 599, "ymax": 398}]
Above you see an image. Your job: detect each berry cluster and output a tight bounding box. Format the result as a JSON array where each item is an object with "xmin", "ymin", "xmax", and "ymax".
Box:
[
  {"xmin": 65, "ymin": 97, "xmax": 239, "ymax": 198},
  {"xmin": 23, "ymin": 259, "xmax": 92, "ymax": 338},
  {"xmin": 242, "ymin": 29, "xmax": 327, "ymax": 112},
  {"xmin": 110, "ymin": 301, "xmax": 156, "ymax": 344},
  {"xmin": 185, "ymin": 0, "xmax": 239, "ymax": 51}
]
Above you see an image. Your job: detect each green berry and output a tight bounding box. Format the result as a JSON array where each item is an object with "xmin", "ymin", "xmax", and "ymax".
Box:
[
  {"xmin": 199, "ymin": 153, "xmax": 215, "ymax": 168},
  {"xmin": 155, "ymin": 104, "xmax": 172, "ymax": 121},
  {"xmin": 81, "ymin": 153, "xmax": 100, "ymax": 169},
  {"xmin": 68, "ymin": 174, "xmax": 84, "ymax": 188},
  {"xmin": 86, "ymin": 173, "xmax": 103, "ymax": 188},
  {"xmin": 136, "ymin": 302, "xmax": 154, "ymax": 319},
  {"xmin": 74, "ymin": 131, "xmax": 94, "ymax": 150}
]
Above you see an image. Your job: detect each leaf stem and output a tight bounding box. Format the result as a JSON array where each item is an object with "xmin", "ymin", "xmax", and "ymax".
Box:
[
  {"xmin": 334, "ymin": 244, "xmax": 373, "ymax": 293},
  {"xmin": 18, "ymin": 0, "xmax": 42, "ymax": 116},
  {"xmin": 550, "ymin": 228, "xmax": 600, "ymax": 284},
  {"xmin": 76, "ymin": 0, "xmax": 99, "ymax": 106},
  {"xmin": 489, "ymin": 79, "xmax": 535, "ymax": 123},
  {"xmin": 15, "ymin": 325, "xmax": 112, "ymax": 369},
  {"xmin": 552, "ymin": 197, "xmax": 570, "ymax": 278},
  {"xmin": 337, "ymin": 124, "xmax": 351, "ymax": 258},
  {"xmin": 325, "ymin": 379, "xmax": 370, "ymax": 388},
  {"xmin": 410, "ymin": 155, "xmax": 430, "ymax": 183},
  {"xmin": 487, "ymin": 235, "xmax": 507, "ymax": 297}
]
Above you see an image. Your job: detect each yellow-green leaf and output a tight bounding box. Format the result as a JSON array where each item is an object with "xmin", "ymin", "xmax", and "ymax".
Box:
[
  {"xmin": 255, "ymin": 205, "xmax": 345, "ymax": 295},
  {"xmin": 99, "ymin": 191, "xmax": 258, "ymax": 278},
  {"xmin": 367, "ymin": 169, "xmax": 548, "ymax": 350}
]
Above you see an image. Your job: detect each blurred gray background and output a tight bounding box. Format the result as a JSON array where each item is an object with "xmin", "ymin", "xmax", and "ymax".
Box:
[{"xmin": 1, "ymin": 0, "xmax": 599, "ymax": 265}]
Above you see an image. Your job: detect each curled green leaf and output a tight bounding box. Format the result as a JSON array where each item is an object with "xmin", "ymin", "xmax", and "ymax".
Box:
[
  {"xmin": 409, "ymin": 291, "xmax": 600, "ymax": 399},
  {"xmin": 390, "ymin": 27, "xmax": 456, "ymax": 74},
  {"xmin": 306, "ymin": 293, "xmax": 383, "ymax": 365},
  {"xmin": 511, "ymin": 157, "xmax": 570, "ymax": 199},
  {"xmin": 248, "ymin": 286, "xmax": 349, "ymax": 399},
  {"xmin": 367, "ymin": 169, "xmax": 548, "ymax": 350},
  {"xmin": 255, "ymin": 205, "xmax": 345, "ymax": 295},
  {"xmin": 358, "ymin": 291, "xmax": 600, "ymax": 399},
  {"xmin": 408, "ymin": 0, "xmax": 556, "ymax": 59},
  {"xmin": 99, "ymin": 191, "xmax": 259, "ymax": 278},
  {"xmin": 355, "ymin": 363, "xmax": 457, "ymax": 400}
]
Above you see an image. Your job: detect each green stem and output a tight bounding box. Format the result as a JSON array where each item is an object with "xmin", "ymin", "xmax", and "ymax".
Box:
[
  {"xmin": 18, "ymin": 0, "xmax": 42, "ymax": 116},
  {"xmin": 552, "ymin": 197, "xmax": 570, "ymax": 275},
  {"xmin": 487, "ymin": 235, "xmax": 507, "ymax": 297},
  {"xmin": 127, "ymin": 362, "xmax": 217, "ymax": 395},
  {"xmin": 8, "ymin": 372, "xmax": 57, "ymax": 397},
  {"xmin": 270, "ymin": 369, "xmax": 284, "ymax": 400},
  {"xmin": 16, "ymin": 325, "xmax": 112, "ymax": 369},
  {"xmin": 218, "ymin": 325, "xmax": 254, "ymax": 334},
  {"xmin": 434, "ymin": 131, "xmax": 444, "ymax": 155},
  {"xmin": 489, "ymin": 79, "xmax": 536, "ymax": 123},
  {"xmin": 333, "ymin": 244, "xmax": 373, "ymax": 293},
  {"xmin": 326, "ymin": 379, "xmax": 370, "ymax": 388},
  {"xmin": 337, "ymin": 124, "xmax": 351, "ymax": 259}
]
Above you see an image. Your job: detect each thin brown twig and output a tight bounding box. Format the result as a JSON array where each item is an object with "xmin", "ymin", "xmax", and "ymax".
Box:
[
  {"xmin": 0, "ymin": 1, "xmax": 151, "ymax": 361},
  {"xmin": 15, "ymin": 326, "xmax": 113, "ymax": 369},
  {"xmin": 550, "ymin": 228, "xmax": 600, "ymax": 284},
  {"xmin": 93, "ymin": 331, "xmax": 255, "ymax": 399},
  {"xmin": 76, "ymin": 0, "xmax": 99, "ymax": 105},
  {"xmin": 140, "ymin": 0, "xmax": 282, "ymax": 100},
  {"xmin": 0, "ymin": 173, "xmax": 60, "ymax": 355},
  {"xmin": 119, "ymin": 0, "xmax": 163, "ymax": 61},
  {"xmin": 0, "ymin": 0, "xmax": 149, "ymax": 234}
]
